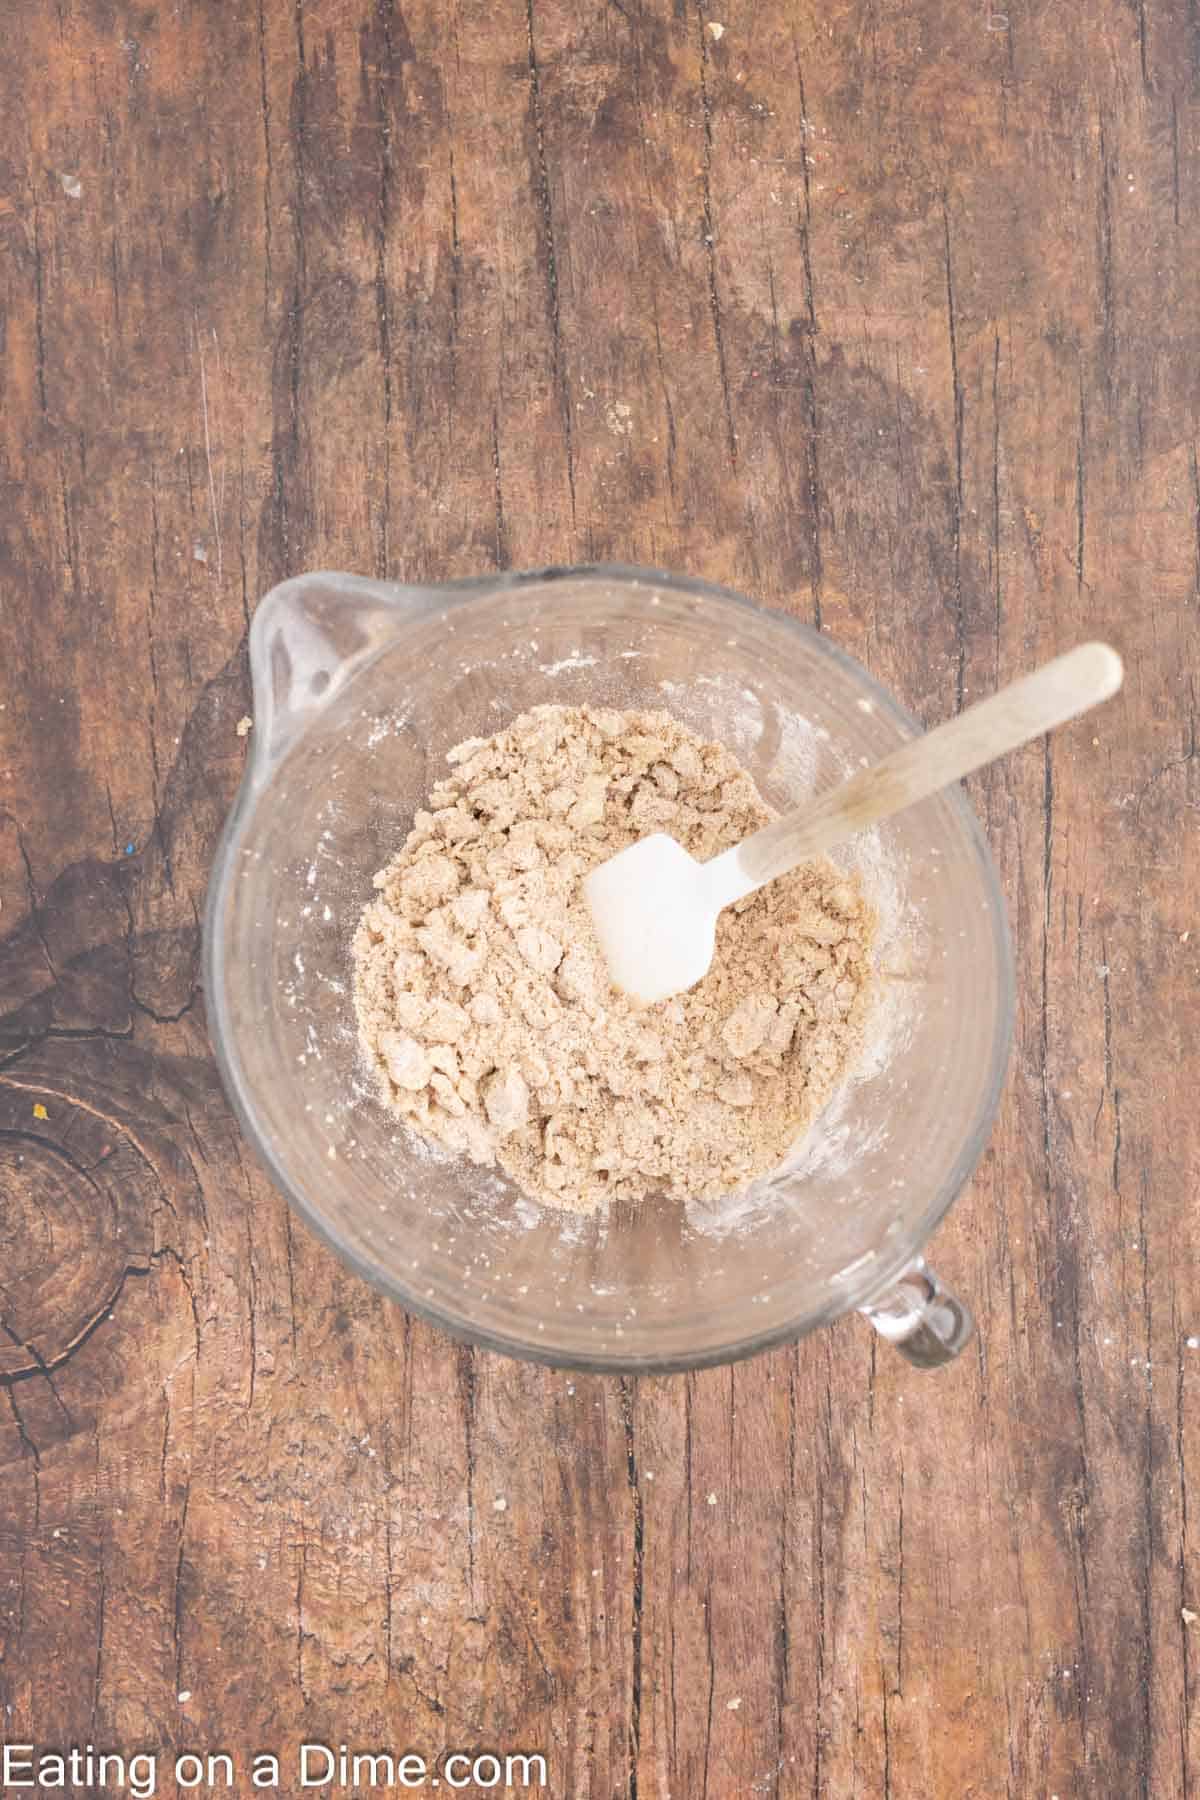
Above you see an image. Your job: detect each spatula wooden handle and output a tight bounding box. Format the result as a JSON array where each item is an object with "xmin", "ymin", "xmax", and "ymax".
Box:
[{"xmin": 734, "ymin": 642, "xmax": 1123, "ymax": 890}]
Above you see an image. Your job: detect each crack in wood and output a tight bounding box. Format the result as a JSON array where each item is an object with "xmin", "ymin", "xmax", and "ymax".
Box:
[
  {"xmin": 697, "ymin": 9, "xmax": 737, "ymax": 472},
  {"xmin": 942, "ymin": 197, "xmax": 965, "ymax": 711},
  {"xmin": 525, "ymin": 0, "xmax": 578, "ymax": 528},
  {"xmin": 458, "ymin": 1341, "xmax": 478, "ymax": 1600},
  {"xmin": 620, "ymin": 1376, "xmax": 643, "ymax": 1800},
  {"xmin": 257, "ymin": 0, "xmax": 274, "ymax": 313}
]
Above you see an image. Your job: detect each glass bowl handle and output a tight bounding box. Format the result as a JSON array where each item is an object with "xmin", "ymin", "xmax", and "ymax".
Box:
[
  {"xmin": 247, "ymin": 573, "xmax": 438, "ymax": 779},
  {"xmin": 859, "ymin": 1256, "xmax": 974, "ymax": 1368}
]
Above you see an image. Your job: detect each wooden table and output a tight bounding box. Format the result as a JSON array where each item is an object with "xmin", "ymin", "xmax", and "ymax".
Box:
[{"xmin": 1, "ymin": 1, "xmax": 1196, "ymax": 1794}]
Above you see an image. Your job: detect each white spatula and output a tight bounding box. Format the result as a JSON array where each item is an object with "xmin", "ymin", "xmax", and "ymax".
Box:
[{"xmin": 585, "ymin": 642, "xmax": 1123, "ymax": 1005}]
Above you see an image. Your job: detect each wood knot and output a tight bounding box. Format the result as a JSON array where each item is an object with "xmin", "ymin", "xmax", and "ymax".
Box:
[{"xmin": 0, "ymin": 1080, "xmax": 161, "ymax": 1380}]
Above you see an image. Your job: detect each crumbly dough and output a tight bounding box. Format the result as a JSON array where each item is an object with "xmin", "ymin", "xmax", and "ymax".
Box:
[{"xmin": 353, "ymin": 705, "xmax": 876, "ymax": 1213}]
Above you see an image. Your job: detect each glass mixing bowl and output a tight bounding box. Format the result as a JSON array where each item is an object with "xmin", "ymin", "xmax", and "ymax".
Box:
[{"xmin": 204, "ymin": 567, "xmax": 1013, "ymax": 1372}]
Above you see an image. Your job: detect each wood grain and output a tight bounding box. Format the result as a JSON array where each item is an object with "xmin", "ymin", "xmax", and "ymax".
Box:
[{"xmin": 1, "ymin": 0, "xmax": 1197, "ymax": 1794}]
